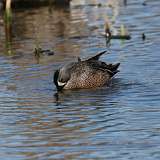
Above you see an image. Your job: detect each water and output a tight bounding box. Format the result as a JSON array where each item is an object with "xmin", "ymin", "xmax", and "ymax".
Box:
[{"xmin": 0, "ymin": 0, "xmax": 160, "ymax": 159}]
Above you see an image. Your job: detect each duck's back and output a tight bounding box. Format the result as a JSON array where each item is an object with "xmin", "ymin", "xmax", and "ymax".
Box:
[{"xmin": 64, "ymin": 61, "xmax": 111, "ymax": 89}]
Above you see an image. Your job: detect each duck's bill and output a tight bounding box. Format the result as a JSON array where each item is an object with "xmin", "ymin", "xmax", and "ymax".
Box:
[{"xmin": 58, "ymin": 81, "xmax": 66, "ymax": 86}]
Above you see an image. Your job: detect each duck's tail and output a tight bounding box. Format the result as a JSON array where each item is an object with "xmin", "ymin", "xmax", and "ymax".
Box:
[
  {"xmin": 107, "ymin": 63, "xmax": 120, "ymax": 77},
  {"xmin": 87, "ymin": 50, "xmax": 109, "ymax": 61}
]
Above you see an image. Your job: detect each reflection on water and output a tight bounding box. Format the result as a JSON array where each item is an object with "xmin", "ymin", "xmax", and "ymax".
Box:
[{"xmin": 0, "ymin": 0, "xmax": 160, "ymax": 159}]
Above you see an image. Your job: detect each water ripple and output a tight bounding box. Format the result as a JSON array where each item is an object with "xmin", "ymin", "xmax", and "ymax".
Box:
[{"xmin": 0, "ymin": 0, "xmax": 160, "ymax": 159}]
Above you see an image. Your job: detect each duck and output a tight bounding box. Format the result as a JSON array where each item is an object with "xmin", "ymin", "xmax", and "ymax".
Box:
[{"xmin": 54, "ymin": 50, "xmax": 120, "ymax": 91}]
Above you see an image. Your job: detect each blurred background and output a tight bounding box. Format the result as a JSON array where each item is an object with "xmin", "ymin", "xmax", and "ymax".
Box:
[{"xmin": 0, "ymin": 0, "xmax": 160, "ymax": 160}]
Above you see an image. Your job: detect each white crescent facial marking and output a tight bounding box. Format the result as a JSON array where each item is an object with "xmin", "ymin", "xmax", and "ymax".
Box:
[{"xmin": 58, "ymin": 81, "xmax": 66, "ymax": 86}]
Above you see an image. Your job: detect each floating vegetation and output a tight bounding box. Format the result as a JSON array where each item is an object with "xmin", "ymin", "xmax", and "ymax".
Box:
[
  {"xmin": 108, "ymin": 35, "xmax": 131, "ymax": 40},
  {"xmin": 104, "ymin": 22, "xmax": 131, "ymax": 44},
  {"xmin": 34, "ymin": 47, "xmax": 55, "ymax": 57}
]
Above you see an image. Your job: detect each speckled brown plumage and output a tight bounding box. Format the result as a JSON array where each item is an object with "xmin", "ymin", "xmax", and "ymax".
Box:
[
  {"xmin": 63, "ymin": 61, "xmax": 110, "ymax": 89},
  {"xmin": 54, "ymin": 51, "xmax": 120, "ymax": 91}
]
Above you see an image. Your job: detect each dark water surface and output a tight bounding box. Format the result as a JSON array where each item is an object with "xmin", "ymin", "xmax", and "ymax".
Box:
[{"xmin": 0, "ymin": 0, "xmax": 160, "ymax": 159}]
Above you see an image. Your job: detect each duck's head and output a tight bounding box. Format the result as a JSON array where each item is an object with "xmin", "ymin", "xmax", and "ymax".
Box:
[
  {"xmin": 54, "ymin": 62, "xmax": 75, "ymax": 91},
  {"xmin": 53, "ymin": 69, "xmax": 68, "ymax": 91}
]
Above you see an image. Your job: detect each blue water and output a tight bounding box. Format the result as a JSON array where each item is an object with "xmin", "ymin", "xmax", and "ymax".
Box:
[{"xmin": 0, "ymin": 0, "xmax": 160, "ymax": 159}]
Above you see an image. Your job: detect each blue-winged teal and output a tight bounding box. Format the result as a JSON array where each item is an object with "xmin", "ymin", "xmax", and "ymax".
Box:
[{"xmin": 54, "ymin": 51, "xmax": 120, "ymax": 91}]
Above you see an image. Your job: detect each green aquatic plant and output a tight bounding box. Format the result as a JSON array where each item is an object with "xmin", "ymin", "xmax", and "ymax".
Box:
[
  {"xmin": 4, "ymin": 0, "xmax": 12, "ymax": 24},
  {"xmin": 4, "ymin": 0, "xmax": 14, "ymax": 55},
  {"xmin": 120, "ymin": 24, "xmax": 125, "ymax": 36}
]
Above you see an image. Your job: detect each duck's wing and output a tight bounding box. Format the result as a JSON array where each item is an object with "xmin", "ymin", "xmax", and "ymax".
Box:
[
  {"xmin": 88, "ymin": 61, "xmax": 120, "ymax": 77},
  {"xmin": 86, "ymin": 50, "xmax": 109, "ymax": 61}
]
